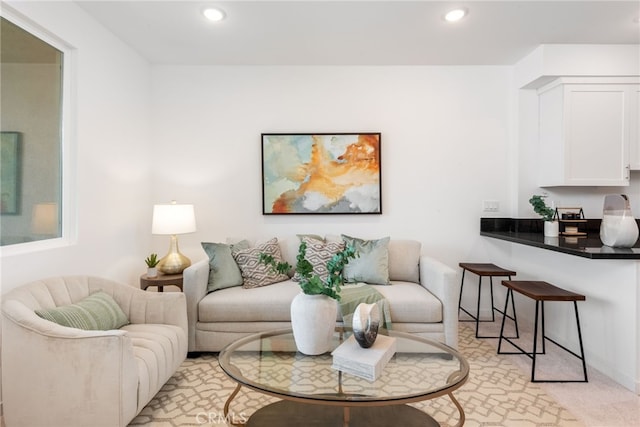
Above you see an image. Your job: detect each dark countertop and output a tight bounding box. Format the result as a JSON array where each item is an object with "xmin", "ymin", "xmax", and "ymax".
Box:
[{"xmin": 481, "ymin": 218, "xmax": 640, "ymax": 260}]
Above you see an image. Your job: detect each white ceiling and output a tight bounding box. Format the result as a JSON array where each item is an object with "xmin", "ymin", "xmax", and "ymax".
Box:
[{"xmin": 76, "ymin": 1, "xmax": 640, "ymax": 66}]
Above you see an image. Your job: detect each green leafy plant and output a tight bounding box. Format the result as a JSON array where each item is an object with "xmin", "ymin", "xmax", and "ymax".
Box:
[
  {"xmin": 260, "ymin": 241, "xmax": 357, "ymax": 301},
  {"xmin": 145, "ymin": 253, "xmax": 159, "ymax": 268},
  {"xmin": 529, "ymin": 195, "xmax": 555, "ymax": 222}
]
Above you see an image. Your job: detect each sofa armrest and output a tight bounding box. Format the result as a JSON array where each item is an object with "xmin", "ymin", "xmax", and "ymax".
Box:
[
  {"xmin": 182, "ymin": 258, "xmax": 209, "ymax": 351},
  {"xmin": 128, "ymin": 291, "xmax": 188, "ymax": 335},
  {"xmin": 1, "ymin": 303, "xmax": 138, "ymax": 426},
  {"xmin": 419, "ymin": 255, "xmax": 460, "ymax": 349}
]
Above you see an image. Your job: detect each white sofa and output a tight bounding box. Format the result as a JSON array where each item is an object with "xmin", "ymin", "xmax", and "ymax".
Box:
[
  {"xmin": 183, "ymin": 237, "xmax": 459, "ymax": 353},
  {"xmin": 1, "ymin": 276, "xmax": 188, "ymax": 427}
]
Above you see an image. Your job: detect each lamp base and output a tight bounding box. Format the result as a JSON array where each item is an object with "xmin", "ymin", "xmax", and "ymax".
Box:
[{"xmin": 158, "ymin": 235, "xmax": 191, "ymax": 274}]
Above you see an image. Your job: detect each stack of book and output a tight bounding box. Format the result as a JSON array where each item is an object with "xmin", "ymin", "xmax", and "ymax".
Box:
[{"xmin": 331, "ymin": 334, "xmax": 396, "ymax": 381}]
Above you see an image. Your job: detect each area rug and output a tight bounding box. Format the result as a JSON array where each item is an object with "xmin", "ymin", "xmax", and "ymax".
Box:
[{"xmin": 129, "ymin": 326, "xmax": 581, "ymax": 426}]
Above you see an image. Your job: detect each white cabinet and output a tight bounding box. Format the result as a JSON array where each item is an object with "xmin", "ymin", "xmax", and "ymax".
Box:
[
  {"xmin": 629, "ymin": 86, "xmax": 640, "ymax": 170},
  {"xmin": 537, "ymin": 78, "xmax": 639, "ymax": 187}
]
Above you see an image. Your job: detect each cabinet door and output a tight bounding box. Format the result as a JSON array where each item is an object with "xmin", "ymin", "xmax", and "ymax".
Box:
[
  {"xmin": 629, "ymin": 87, "xmax": 640, "ymax": 170},
  {"xmin": 563, "ymin": 85, "xmax": 628, "ymax": 186}
]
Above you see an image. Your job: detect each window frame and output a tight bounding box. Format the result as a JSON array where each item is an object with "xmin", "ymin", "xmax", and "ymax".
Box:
[{"xmin": 0, "ymin": 7, "xmax": 76, "ymax": 256}]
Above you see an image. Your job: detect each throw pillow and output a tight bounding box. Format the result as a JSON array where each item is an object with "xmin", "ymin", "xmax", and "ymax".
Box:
[
  {"xmin": 293, "ymin": 236, "xmax": 346, "ymax": 282},
  {"xmin": 35, "ymin": 291, "xmax": 129, "ymax": 330},
  {"xmin": 296, "ymin": 234, "xmax": 325, "ymax": 242},
  {"xmin": 201, "ymin": 240, "xmax": 250, "ymax": 293},
  {"xmin": 387, "ymin": 239, "xmax": 421, "ymax": 283},
  {"xmin": 341, "ymin": 234, "xmax": 391, "ymax": 285},
  {"xmin": 232, "ymin": 237, "xmax": 290, "ymax": 289}
]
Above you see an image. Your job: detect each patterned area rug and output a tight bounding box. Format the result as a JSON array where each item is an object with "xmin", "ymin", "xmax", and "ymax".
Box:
[{"xmin": 130, "ymin": 326, "xmax": 582, "ymax": 426}]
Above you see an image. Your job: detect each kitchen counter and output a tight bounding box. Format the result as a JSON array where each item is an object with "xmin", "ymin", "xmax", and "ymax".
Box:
[{"xmin": 481, "ymin": 218, "xmax": 640, "ymax": 259}]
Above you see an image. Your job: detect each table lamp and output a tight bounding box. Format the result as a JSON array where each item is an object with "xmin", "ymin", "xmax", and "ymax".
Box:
[
  {"xmin": 31, "ymin": 202, "xmax": 59, "ymax": 237},
  {"xmin": 152, "ymin": 201, "xmax": 196, "ymax": 274}
]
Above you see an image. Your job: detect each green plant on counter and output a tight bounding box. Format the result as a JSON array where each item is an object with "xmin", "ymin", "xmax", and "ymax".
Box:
[
  {"xmin": 529, "ymin": 195, "xmax": 555, "ymax": 222},
  {"xmin": 259, "ymin": 241, "xmax": 357, "ymax": 301},
  {"xmin": 145, "ymin": 253, "xmax": 159, "ymax": 268}
]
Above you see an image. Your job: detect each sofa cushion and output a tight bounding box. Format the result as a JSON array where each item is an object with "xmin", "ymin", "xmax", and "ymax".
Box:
[
  {"xmin": 293, "ymin": 236, "xmax": 345, "ymax": 282},
  {"xmin": 201, "ymin": 240, "xmax": 250, "ymax": 292},
  {"xmin": 122, "ymin": 323, "xmax": 187, "ymax": 409},
  {"xmin": 341, "ymin": 235, "xmax": 390, "ymax": 285},
  {"xmin": 198, "ymin": 279, "xmax": 441, "ymax": 325},
  {"xmin": 388, "ymin": 239, "xmax": 421, "ymax": 283},
  {"xmin": 375, "ymin": 282, "xmax": 442, "ymax": 323},
  {"xmin": 199, "ymin": 280, "xmax": 302, "ymax": 322},
  {"xmin": 34, "ymin": 291, "xmax": 129, "ymax": 330},
  {"xmin": 232, "ymin": 238, "xmax": 290, "ymax": 289}
]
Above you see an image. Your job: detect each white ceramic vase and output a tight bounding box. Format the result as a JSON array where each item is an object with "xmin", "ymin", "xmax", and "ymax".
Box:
[
  {"xmin": 290, "ymin": 293, "xmax": 337, "ymax": 355},
  {"xmin": 544, "ymin": 220, "xmax": 559, "ymax": 237},
  {"xmin": 147, "ymin": 267, "xmax": 158, "ymax": 278}
]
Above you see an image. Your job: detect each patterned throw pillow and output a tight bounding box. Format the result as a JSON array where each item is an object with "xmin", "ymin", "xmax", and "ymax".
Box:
[
  {"xmin": 341, "ymin": 234, "xmax": 391, "ymax": 285},
  {"xmin": 232, "ymin": 237, "xmax": 290, "ymax": 289},
  {"xmin": 35, "ymin": 291, "xmax": 129, "ymax": 330},
  {"xmin": 293, "ymin": 236, "xmax": 346, "ymax": 282}
]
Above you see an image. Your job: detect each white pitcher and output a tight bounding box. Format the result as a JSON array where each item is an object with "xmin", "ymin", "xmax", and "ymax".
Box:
[{"xmin": 600, "ymin": 195, "xmax": 639, "ymax": 248}]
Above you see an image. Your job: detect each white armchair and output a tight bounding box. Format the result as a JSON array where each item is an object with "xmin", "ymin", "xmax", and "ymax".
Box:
[{"xmin": 1, "ymin": 276, "xmax": 188, "ymax": 427}]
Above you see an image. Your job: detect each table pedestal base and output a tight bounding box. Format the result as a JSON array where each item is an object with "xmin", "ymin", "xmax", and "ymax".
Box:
[{"xmin": 246, "ymin": 400, "xmax": 439, "ymax": 427}]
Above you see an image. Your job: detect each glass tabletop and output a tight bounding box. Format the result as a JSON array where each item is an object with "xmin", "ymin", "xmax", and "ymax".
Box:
[{"xmin": 219, "ymin": 328, "xmax": 469, "ymax": 405}]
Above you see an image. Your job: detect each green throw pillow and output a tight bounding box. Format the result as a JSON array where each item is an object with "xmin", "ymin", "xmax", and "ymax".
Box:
[
  {"xmin": 341, "ymin": 234, "xmax": 391, "ymax": 285},
  {"xmin": 202, "ymin": 240, "xmax": 250, "ymax": 292},
  {"xmin": 35, "ymin": 291, "xmax": 129, "ymax": 331}
]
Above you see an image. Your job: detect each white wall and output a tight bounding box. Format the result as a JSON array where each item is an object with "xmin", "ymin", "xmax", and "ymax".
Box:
[
  {"xmin": 149, "ymin": 64, "xmax": 640, "ymax": 393},
  {"xmin": 150, "ymin": 65, "xmax": 514, "ymax": 267},
  {"xmin": 515, "ymin": 44, "xmax": 640, "ymax": 90},
  {"xmin": 0, "ymin": 1, "xmax": 153, "ymax": 292}
]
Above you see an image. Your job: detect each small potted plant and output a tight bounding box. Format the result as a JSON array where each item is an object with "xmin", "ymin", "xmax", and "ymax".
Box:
[
  {"xmin": 145, "ymin": 253, "xmax": 160, "ymax": 278},
  {"xmin": 529, "ymin": 195, "xmax": 558, "ymax": 237},
  {"xmin": 260, "ymin": 240, "xmax": 357, "ymax": 355}
]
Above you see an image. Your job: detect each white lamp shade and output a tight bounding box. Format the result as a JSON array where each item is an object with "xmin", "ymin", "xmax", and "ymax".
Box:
[
  {"xmin": 31, "ymin": 203, "xmax": 59, "ymax": 235},
  {"xmin": 152, "ymin": 203, "xmax": 196, "ymax": 235}
]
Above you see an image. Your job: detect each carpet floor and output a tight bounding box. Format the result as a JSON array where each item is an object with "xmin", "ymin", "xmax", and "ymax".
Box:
[{"xmin": 130, "ymin": 325, "xmax": 583, "ymax": 427}]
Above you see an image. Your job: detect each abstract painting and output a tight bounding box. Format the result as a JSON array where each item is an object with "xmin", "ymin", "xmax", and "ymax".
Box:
[
  {"xmin": 262, "ymin": 133, "xmax": 381, "ymax": 214},
  {"xmin": 1, "ymin": 132, "xmax": 21, "ymax": 215}
]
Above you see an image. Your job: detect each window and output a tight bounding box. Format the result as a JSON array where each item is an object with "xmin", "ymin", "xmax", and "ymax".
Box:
[{"xmin": 1, "ymin": 13, "xmax": 71, "ymax": 249}]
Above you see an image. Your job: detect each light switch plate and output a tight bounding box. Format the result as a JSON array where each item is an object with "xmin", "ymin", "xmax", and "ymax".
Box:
[{"xmin": 483, "ymin": 200, "xmax": 500, "ymax": 212}]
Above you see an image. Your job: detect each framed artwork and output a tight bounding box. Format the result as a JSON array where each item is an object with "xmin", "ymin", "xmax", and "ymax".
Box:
[
  {"xmin": 262, "ymin": 133, "xmax": 381, "ymax": 214},
  {"xmin": 1, "ymin": 132, "xmax": 21, "ymax": 215}
]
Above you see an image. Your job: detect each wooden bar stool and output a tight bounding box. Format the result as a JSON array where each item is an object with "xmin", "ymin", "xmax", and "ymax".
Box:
[
  {"xmin": 498, "ymin": 280, "xmax": 588, "ymax": 383},
  {"xmin": 458, "ymin": 263, "xmax": 519, "ymax": 339}
]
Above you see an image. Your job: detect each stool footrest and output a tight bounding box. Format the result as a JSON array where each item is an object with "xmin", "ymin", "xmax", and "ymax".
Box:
[
  {"xmin": 459, "ymin": 306, "xmax": 519, "ymax": 339},
  {"xmin": 497, "ymin": 337, "xmax": 544, "ymax": 359}
]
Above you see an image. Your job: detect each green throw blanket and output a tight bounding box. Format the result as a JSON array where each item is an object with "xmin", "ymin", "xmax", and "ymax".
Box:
[{"xmin": 339, "ymin": 283, "xmax": 392, "ymax": 330}]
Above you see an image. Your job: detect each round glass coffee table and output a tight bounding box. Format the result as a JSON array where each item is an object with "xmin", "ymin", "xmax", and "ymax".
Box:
[{"xmin": 219, "ymin": 328, "xmax": 469, "ymax": 427}]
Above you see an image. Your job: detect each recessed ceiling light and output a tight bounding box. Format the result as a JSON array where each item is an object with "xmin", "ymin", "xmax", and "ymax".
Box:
[
  {"xmin": 444, "ymin": 8, "xmax": 467, "ymax": 23},
  {"xmin": 203, "ymin": 7, "xmax": 225, "ymax": 22}
]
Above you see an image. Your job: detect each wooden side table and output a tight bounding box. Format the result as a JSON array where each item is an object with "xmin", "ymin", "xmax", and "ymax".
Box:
[{"xmin": 140, "ymin": 273, "xmax": 183, "ymax": 292}]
